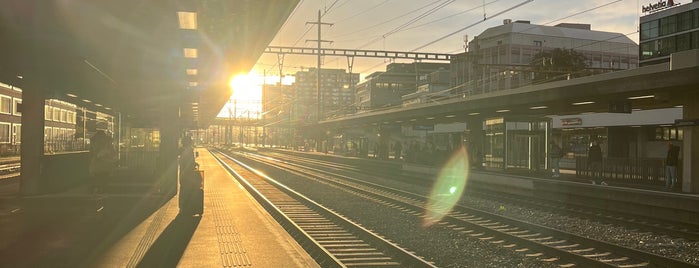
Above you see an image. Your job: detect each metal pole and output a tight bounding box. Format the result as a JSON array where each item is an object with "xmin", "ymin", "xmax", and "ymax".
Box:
[{"xmin": 316, "ymin": 10, "xmax": 322, "ymax": 122}]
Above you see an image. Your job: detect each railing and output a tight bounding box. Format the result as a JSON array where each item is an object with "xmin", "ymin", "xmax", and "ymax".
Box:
[
  {"xmin": 575, "ymin": 156, "xmax": 677, "ymax": 186},
  {"xmin": 44, "ymin": 140, "xmax": 89, "ymax": 154}
]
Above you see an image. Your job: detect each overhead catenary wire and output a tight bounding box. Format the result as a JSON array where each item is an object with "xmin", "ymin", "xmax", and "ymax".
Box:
[
  {"xmin": 330, "ymin": 0, "xmax": 445, "ymax": 39},
  {"xmin": 331, "ymin": 0, "xmax": 392, "ymax": 23},
  {"xmin": 412, "ymin": 0, "xmax": 534, "ymax": 52},
  {"xmin": 354, "ymin": 0, "xmax": 455, "ymax": 50},
  {"xmin": 399, "ymin": 0, "xmax": 502, "ymax": 34}
]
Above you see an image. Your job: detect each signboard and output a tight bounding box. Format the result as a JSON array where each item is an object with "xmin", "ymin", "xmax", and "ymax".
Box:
[
  {"xmin": 561, "ymin": 118, "xmax": 582, "ymax": 126},
  {"xmin": 675, "ymin": 118, "xmax": 699, "ymax": 126},
  {"xmin": 412, "ymin": 125, "xmax": 434, "ymax": 131},
  {"xmin": 642, "ymin": 0, "xmax": 678, "ymax": 13}
]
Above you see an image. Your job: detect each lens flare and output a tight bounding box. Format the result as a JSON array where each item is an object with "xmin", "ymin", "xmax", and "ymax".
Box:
[{"xmin": 423, "ymin": 146, "xmax": 470, "ymax": 227}]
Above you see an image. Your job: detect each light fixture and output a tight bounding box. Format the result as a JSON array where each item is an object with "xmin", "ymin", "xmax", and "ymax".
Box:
[
  {"xmin": 177, "ymin": 12, "xmax": 197, "ymax": 30},
  {"xmin": 496, "ymin": 109, "xmax": 510, "ymax": 113},
  {"xmin": 186, "ymin": 68, "xmax": 198, "ymax": 75},
  {"xmin": 572, "ymin": 101, "xmax": 595, "ymax": 106},
  {"xmin": 82, "ymin": 99, "xmax": 92, "ymax": 103},
  {"xmin": 409, "ymin": 119, "xmax": 417, "ymax": 121},
  {"xmin": 105, "ymin": 107, "xmax": 112, "ymax": 110},
  {"xmin": 675, "ymin": 105, "xmax": 684, "ymax": 108},
  {"xmin": 66, "ymin": 93, "xmax": 78, "ymax": 98},
  {"xmin": 189, "ymin": 81, "xmax": 198, "ymax": 87},
  {"xmin": 529, "ymin": 106, "xmax": 547, "ymax": 110},
  {"xmin": 426, "ymin": 117, "xmax": 435, "ymax": 120},
  {"xmin": 183, "ymin": 48, "xmax": 198, "ymax": 58},
  {"xmin": 94, "ymin": 103, "xmax": 103, "ymax": 107},
  {"xmin": 627, "ymin": 95, "xmax": 654, "ymax": 100},
  {"xmin": 445, "ymin": 115, "xmax": 456, "ymax": 118},
  {"xmin": 468, "ymin": 112, "xmax": 480, "ymax": 116}
]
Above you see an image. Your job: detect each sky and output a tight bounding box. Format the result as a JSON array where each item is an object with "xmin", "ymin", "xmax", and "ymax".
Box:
[
  {"xmin": 257, "ymin": 0, "xmax": 642, "ymax": 78},
  {"xmin": 220, "ymin": 0, "xmax": 645, "ymax": 117}
]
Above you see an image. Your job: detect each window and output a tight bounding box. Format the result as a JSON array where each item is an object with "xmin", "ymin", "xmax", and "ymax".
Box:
[
  {"xmin": 0, "ymin": 123, "xmax": 10, "ymax": 143},
  {"xmin": 677, "ymin": 33, "xmax": 691, "ymax": 51},
  {"xmin": 0, "ymin": 96, "xmax": 11, "ymax": 114},
  {"xmin": 659, "ymin": 15, "xmax": 677, "ymax": 36},
  {"xmin": 650, "ymin": 126, "xmax": 683, "ymax": 141},
  {"xmin": 53, "ymin": 108, "xmax": 60, "ymax": 121},
  {"xmin": 12, "ymin": 124, "xmax": 20, "ymax": 144},
  {"xmin": 533, "ymin": 40, "xmax": 542, "ymax": 47},
  {"xmin": 60, "ymin": 109, "xmax": 67, "ymax": 122},
  {"xmin": 658, "ymin": 36, "xmax": 676, "ymax": 56},
  {"xmin": 641, "ymin": 20, "xmax": 659, "ymax": 40},
  {"xmin": 640, "ymin": 42, "xmax": 656, "ymax": 60},
  {"xmin": 13, "ymin": 98, "xmax": 21, "ymax": 115},
  {"xmin": 677, "ymin": 11, "xmax": 693, "ymax": 32}
]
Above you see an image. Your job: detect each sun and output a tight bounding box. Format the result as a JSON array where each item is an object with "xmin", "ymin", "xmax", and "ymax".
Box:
[
  {"xmin": 219, "ymin": 72, "xmax": 263, "ymax": 118},
  {"xmin": 229, "ymin": 73, "xmax": 262, "ymax": 101}
]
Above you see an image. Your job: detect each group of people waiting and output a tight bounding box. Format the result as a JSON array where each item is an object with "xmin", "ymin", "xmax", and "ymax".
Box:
[{"xmin": 548, "ymin": 139, "xmax": 680, "ymax": 190}]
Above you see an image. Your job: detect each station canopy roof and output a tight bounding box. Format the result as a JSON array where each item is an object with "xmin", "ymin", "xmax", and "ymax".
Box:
[{"xmin": 0, "ymin": 0, "xmax": 299, "ymax": 128}]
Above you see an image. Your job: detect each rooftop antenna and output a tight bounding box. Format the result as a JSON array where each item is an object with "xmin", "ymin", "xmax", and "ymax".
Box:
[{"xmin": 463, "ymin": 34, "xmax": 469, "ymax": 52}]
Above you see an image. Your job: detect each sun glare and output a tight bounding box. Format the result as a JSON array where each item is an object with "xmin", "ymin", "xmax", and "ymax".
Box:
[{"xmin": 229, "ymin": 73, "xmax": 261, "ymax": 101}]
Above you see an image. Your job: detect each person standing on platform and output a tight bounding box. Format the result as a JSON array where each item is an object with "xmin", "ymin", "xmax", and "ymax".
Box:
[
  {"xmin": 179, "ymin": 135, "xmax": 203, "ymax": 216},
  {"xmin": 393, "ymin": 140, "xmax": 402, "ymax": 161},
  {"xmin": 587, "ymin": 140, "xmax": 606, "ymax": 185},
  {"xmin": 549, "ymin": 141, "xmax": 562, "ymax": 178},
  {"xmin": 665, "ymin": 142, "xmax": 680, "ymax": 191}
]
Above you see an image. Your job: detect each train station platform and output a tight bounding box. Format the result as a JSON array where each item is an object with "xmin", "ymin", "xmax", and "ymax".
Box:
[{"xmin": 0, "ymin": 148, "xmax": 319, "ymax": 267}]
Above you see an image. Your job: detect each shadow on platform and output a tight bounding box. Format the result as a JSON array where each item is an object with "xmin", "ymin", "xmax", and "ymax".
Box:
[{"xmin": 135, "ymin": 214, "xmax": 201, "ymax": 267}]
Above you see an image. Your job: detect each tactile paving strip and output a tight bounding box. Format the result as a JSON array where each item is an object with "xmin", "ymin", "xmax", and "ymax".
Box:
[{"xmin": 209, "ymin": 191, "xmax": 252, "ymax": 267}]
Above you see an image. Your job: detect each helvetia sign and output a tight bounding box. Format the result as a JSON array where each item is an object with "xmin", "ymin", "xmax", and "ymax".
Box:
[{"xmin": 642, "ymin": 0, "xmax": 677, "ymax": 13}]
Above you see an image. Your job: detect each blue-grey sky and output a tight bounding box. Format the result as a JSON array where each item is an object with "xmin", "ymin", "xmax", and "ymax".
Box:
[{"xmin": 255, "ymin": 0, "xmax": 643, "ymax": 78}]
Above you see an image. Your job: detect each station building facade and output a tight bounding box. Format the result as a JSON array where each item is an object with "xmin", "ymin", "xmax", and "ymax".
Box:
[
  {"xmin": 0, "ymin": 81, "xmax": 115, "ymax": 156},
  {"xmin": 445, "ymin": 21, "xmax": 639, "ymax": 170},
  {"xmin": 453, "ymin": 20, "xmax": 638, "ymax": 96},
  {"xmin": 640, "ymin": 0, "xmax": 699, "ymax": 66}
]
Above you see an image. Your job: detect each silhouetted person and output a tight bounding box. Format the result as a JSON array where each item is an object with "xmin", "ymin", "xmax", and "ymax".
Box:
[
  {"xmin": 549, "ymin": 141, "xmax": 563, "ymax": 178},
  {"xmin": 665, "ymin": 142, "xmax": 680, "ymax": 191},
  {"xmin": 587, "ymin": 140, "xmax": 605, "ymax": 185},
  {"xmin": 179, "ymin": 136, "xmax": 203, "ymax": 216},
  {"xmin": 89, "ymin": 130, "xmax": 117, "ymax": 194},
  {"xmin": 393, "ymin": 141, "xmax": 402, "ymax": 161}
]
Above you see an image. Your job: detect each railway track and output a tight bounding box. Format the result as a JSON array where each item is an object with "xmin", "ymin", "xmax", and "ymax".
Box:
[
  {"xmin": 0, "ymin": 162, "xmax": 20, "ymax": 181},
  {"xmin": 211, "ymin": 150, "xmax": 436, "ymax": 268},
  {"xmin": 258, "ymin": 149, "xmax": 699, "ymax": 242},
  {"xmin": 226, "ymin": 149, "xmax": 697, "ymax": 267}
]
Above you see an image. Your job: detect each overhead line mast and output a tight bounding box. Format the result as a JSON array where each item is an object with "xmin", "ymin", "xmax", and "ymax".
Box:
[{"xmin": 306, "ymin": 10, "xmax": 333, "ymax": 122}]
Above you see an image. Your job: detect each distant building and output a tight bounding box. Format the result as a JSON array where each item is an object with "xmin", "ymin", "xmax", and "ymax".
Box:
[
  {"xmin": 293, "ymin": 68, "xmax": 359, "ymax": 121},
  {"xmin": 355, "ymin": 62, "xmax": 449, "ymax": 110},
  {"xmin": 0, "ymin": 81, "xmax": 115, "ymax": 155},
  {"xmin": 401, "ymin": 68, "xmax": 451, "ymax": 106},
  {"xmin": 639, "ymin": 0, "xmax": 699, "ymax": 66},
  {"xmin": 452, "ymin": 20, "xmax": 638, "ymax": 95}
]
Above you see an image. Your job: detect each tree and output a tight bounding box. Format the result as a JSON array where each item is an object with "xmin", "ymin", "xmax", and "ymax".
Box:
[{"xmin": 531, "ymin": 48, "xmax": 588, "ymax": 83}]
